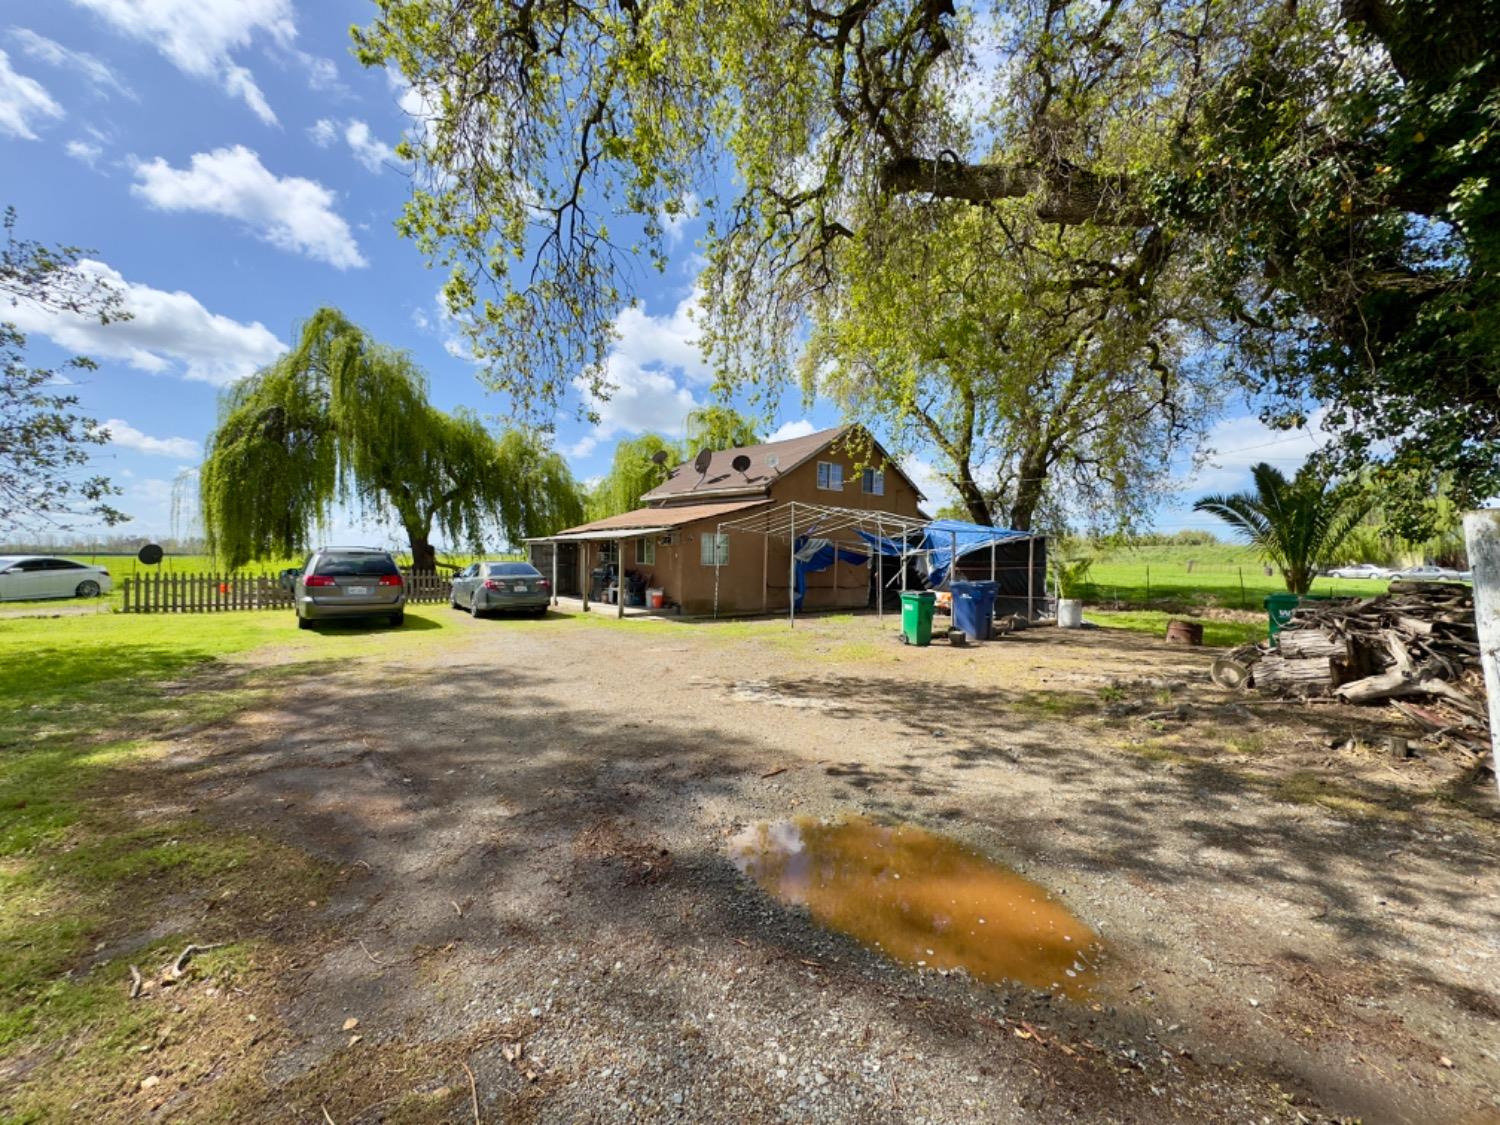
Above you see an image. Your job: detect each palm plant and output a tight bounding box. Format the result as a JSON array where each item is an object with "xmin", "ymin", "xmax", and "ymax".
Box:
[{"xmin": 1194, "ymin": 463, "xmax": 1373, "ymax": 594}]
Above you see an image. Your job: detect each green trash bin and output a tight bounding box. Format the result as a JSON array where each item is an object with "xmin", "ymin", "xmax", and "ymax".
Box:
[
  {"xmin": 900, "ymin": 590, "xmax": 937, "ymax": 647},
  {"xmin": 1265, "ymin": 593, "xmax": 1329, "ymax": 638}
]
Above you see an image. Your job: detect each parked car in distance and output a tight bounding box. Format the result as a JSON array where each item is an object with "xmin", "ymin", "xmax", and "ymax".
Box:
[
  {"xmin": 1325, "ymin": 562, "xmax": 1394, "ymax": 580},
  {"xmin": 1393, "ymin": 564, "xmax": 1466, "ymax": 582},
  {"xmin": 293, "ymin": 547, "xmax": 405, "ymax": 629},
  {"xmin": 0, "ymin": 555, "xmax": 113, "ymax": 601},
  {"xmin": 451, "ymin": 560, "xmax": 550, "ymax": 617}
]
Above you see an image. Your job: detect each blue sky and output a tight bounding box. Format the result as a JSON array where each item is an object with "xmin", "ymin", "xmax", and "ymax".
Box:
[{"xmin": 0, "ymin": 0, "xmax": 1317, "ymax": 546}]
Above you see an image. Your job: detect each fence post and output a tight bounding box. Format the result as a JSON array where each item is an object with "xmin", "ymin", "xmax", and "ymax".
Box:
[
  {"xmin": 1145, "ymin": 564, "xmax": 1150, "ymax": 603},
  {"xmin": 1462, "ymin": 511, "xmax": 1500, "ymax": 801},
  {"xmin": 1238, "ymin": 567, "xmax": 1246, "ymax": 609}
]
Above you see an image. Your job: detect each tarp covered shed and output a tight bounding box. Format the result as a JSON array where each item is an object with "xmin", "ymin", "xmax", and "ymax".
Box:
[{"xmin": 858, "ymin": 518, "xmax": 1048, "ymax": 621}]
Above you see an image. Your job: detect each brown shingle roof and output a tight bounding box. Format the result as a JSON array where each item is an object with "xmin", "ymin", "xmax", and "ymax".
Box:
[
  {"xmin": 549, "ymin": 498, "xmax": 770, "ymax": 537},
  {"xmin": 641, "ymin": 425, "xmax": 848, "ymax": 502},
  {"xmin": 640, "ymin": 423, "xmax": 927, "ymax": 503}
]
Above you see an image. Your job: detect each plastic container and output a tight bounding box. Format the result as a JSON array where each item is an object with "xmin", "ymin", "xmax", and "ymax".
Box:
[
  {"xmin": 900, "ymin": 590, "xmax": 937, "ymax": 647},
  {"xmin": 951, "ymin": 580, "xmax": 999, "ymax": 641},
  {"xmin": 1057, "ymin": 598, "xmax": 1083, "ymax": 628},
  {"xmin": 1265, "ymin": 593, "xmax": 1327, "ymax": 638},
  {"xmin": 647, "ymin": 587, "xmax": 664, "ymax": 609}
]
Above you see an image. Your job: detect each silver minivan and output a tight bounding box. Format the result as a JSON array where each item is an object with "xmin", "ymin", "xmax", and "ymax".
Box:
[{"xmin": 294, "ymin": 547, "xmax": 406, "ymax": 629}]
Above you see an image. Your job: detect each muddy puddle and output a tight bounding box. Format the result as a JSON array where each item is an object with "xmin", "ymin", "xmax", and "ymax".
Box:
[{"xmin": 729, "ymin": 817, "xmax": 1103, "ymax": 997}]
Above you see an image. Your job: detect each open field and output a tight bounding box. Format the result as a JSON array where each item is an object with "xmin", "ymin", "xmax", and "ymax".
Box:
[
  {"xmin": 3, "ymin": 607, "xmax": 1497, "ymax": 1121},
  {"xmin": 1085, "ymin": 545, "xmax": 1395, "ymax": 610}
]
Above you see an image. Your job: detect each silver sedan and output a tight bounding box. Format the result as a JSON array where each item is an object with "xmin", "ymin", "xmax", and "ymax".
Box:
[{"xmin": 450, "ymin": 561, "xmax": 550, "ymax": 617}]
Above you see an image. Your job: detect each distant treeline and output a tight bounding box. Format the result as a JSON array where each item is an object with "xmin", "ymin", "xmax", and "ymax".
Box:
[
  {"xmin": 1112, "ymin": 530, "xmax": 1221, "ymax": 547},
  {"xmin": 0, "ymin": 536, "xmax": 209, "ymax": 556}
]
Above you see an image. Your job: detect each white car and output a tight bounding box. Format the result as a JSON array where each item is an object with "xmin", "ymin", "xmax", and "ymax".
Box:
[
  {"xmin": 1326, "ymin": 563, "xmax": 1393, "ymax": 580},
  {"xmin": 1393, "ymin": 564, "xmax": 1464, "ymax": 582},
  {"xmin": 0, "ymin": 555, "xmax": 113, "ymax": 601}
]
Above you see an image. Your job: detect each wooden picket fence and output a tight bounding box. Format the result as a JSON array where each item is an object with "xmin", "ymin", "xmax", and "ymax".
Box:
[{"xmin": 121, "ymin": 571, "xmax": 452, "ymax": 613}]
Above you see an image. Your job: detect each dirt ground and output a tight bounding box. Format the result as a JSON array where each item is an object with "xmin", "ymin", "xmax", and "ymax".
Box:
[{"xmin": 42, "ymin": 611, "xmax": 1500, "ymax": 1121}]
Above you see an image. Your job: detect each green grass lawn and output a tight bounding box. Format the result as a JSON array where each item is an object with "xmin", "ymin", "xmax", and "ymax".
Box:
[
  {"xmin": 0, "ymin": 607, "xmax": 479, "ymax": 1115},
  {"xmin": 1082, "ymin": 545, "xmax": 1391, "ymax": 610}
]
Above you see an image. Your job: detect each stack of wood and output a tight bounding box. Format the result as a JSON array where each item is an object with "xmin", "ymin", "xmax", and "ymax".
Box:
[{"xmin": 1210, "ymin": 582, "xmax": 1490, "ymax": 757}]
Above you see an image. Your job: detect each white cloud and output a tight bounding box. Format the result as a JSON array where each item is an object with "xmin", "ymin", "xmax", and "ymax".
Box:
[
  {"xmin": 66, "ymin": 139, "xmax": 103, "ymax": 167},
  {"xmin": 567, "ymin": 435, "xmax": 600, "ymax": 458},
  {"xmin": 583, "ymin": 354, "xmax": 698, "ymax": 439},
  {"xmin": 610, "ymin": 291, "xmax": 712, "ymax": 383},
  {"xmin": 68, "ymin": 0, "xmax": 294, "ymax": 124},
  {"xmin": 0, "ymin": 49, "xmax": 63, "ymax": 140},
  {"xmin": 295, "ymin": 51, "xmax": 340, "ymax": 93},
  {"xmin": 103, "ymin": 419, "xmax": 200, "ymax": 459},
  {"xmin": 660, "ymin": 192, "xmax": 699, "ymax": 245},
  {"xmin": 766, "ymin": 419, "xmax": 816, "ymax": 443},
  {"xmin": 131, "ymin": 146, "xmax": 367, "ymax": 269},
  {"xmin": 7, "ymin": 258, "xmax": 286, "ymax": 385},
  {"xmin": 902, "ymin": 456, "xmax": 949, "ymax": 506},
  {"xmin": 343, "ymin": 119, "xmax": 400, "ymax": 173},
  {"xmin": 8, "ymin": 28, "xmax": 134, "ymax": 100},
  {"xmin": 307, "ymin": 118, "xmax": 337, "ymax": 147},
  {"xmin": 1177, "ymin": 410, "xmax": 1333, "ymax": 499}
]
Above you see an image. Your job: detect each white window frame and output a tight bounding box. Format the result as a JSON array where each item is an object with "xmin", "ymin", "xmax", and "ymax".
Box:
[
  {"xmin": 700, "ymin": 532, "xmax": 729, "ymax": 567},
  {"xmin": 635, "ymin": 536, "xmax": 656, "ymax": 565},
  {"xmin": 816, "ymin": 461, "xmax": 844, "ymax": 491},
  {"xmin": 861, "ymin": 467, "xmax": 885, "ymax": 496}
]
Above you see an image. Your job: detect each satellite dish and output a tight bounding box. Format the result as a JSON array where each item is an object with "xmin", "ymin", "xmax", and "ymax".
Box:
[
  {"xmin": 693, "ymin": 447, "xmax": 713, "ymax": 475},
  {"xmin": 731, "ymin": 453, "xmax": 752, "ymax": 475},
  {"xmin": 650, "ymin": 449, "xmax": 669, "ymax": 465},
  {"xmin": 137, "ymin": 543, "xmax": 163, "ymax": 565},
  {"xmin": 766, "ymin": 454, "xmax": 781, "ymax": 472}
]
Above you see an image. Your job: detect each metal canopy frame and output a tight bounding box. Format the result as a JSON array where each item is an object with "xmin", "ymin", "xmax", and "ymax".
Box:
[{"xmin": 711, "ymin": 501, "xmax": 1042, "ymax": 628}]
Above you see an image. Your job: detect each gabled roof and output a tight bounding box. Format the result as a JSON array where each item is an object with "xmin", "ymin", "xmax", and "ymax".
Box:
[{"xmin": 641, "ymin": 424, "xmax": 926, "ymax": 503}]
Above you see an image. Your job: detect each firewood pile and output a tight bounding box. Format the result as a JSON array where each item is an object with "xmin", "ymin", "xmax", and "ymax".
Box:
[{"xmin": 1210, "ymin": 582, "xmax": 1490, "ymax": 760}]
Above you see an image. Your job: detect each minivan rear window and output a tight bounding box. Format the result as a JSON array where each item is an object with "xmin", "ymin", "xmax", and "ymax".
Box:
[{"xmin": 315, "ymin": 554, "xmax": 400, "ymax": 577}]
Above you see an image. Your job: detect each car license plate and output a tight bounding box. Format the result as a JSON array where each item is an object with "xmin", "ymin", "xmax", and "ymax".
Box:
[
  {"xmin": 513, "ymin": 583, "xmax": 530, "ymax": 592},
  {"xmin": 347, "ymin": 585, "xmax": 370, "ymax": 595}
]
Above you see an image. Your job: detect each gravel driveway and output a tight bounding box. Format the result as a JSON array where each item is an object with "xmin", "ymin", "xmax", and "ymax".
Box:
[{"xmin": 144, "ymin": 611, "xmax": 1500, "ymax": 1122}]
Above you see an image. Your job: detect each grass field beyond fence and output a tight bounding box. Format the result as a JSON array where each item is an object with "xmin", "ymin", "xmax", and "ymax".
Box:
[{"xmin": 1083, "ymin": 545, "xmax": 1392, "ymax": 610}]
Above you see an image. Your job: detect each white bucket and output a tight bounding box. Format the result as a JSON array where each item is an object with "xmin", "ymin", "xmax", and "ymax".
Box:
[{"xmin": 1057, "ymin": 598, "xmax": 1083, "ymax": 628}]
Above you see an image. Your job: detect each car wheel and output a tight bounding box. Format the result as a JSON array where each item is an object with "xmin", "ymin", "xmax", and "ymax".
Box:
[
  {"xmin": 296, "ymin": 612, "xmax": 311, "ymax": 630},
  {"xmin": 389, "ymin": 611, "xmax": 404, "ymax": 627},
  {"xmin": 75, "ymin": 580, "xmax": 101, "ymax": 598},
  {"xmin": 470, "ymin": 597, "xmax": 483, "ymax": 619}
]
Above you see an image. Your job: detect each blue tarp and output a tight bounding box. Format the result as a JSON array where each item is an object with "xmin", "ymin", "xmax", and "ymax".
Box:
[
  {"xmin": 856, "ymin": 519, "xmax": 1033, "ymax": 588},
  {"xmin": 793, "ymin": 536, "xmax": 869, "ymax": 610}
]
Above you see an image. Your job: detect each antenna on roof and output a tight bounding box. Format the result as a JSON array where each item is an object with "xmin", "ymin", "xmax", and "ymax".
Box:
[
  {"xmin": 690, "ymin": 447, "xmax": 713, "ymax": 489},
  {"xmin": 731, "ymin": 453, "xmax": 751, "ymax": 480},
  {"xmin": 765, "ymin": 454, "xmax": 780, "ymax": 474},
  {"xmin": 650, "ymin": 449, "xmax": 669, "ymax": 466}
]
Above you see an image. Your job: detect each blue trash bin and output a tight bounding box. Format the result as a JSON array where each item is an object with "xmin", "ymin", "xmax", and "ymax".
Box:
[{"xmin": 951, "ymin": 580, "xmax": 999, "ymax": 641}]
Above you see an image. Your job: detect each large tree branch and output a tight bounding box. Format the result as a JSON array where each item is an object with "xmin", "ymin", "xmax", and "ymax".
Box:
[{"xmin": 878, "ymin": 156, "xmax": 1148, "ymax": 225}]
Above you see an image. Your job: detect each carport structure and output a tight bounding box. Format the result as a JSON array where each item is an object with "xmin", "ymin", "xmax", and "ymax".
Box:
[{"xmin": 711, "ymin": 502, "xmax": 1045, "ymax": 627}]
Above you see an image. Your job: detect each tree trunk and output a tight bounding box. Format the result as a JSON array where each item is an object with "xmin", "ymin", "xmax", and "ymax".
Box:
[
  {"xmin": 408, "ymin": 537, "xmax": 437, "ymax": 574},
  {"xmin": 954, "ymin": 469, "xmax": 992, "ymax": 526},
  {"xmin": 1007, "ymin": 449, "xmax": 1048, "ymax": 531}
]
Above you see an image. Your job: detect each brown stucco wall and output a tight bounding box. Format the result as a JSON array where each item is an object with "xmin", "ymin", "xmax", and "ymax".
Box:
[{"xmin": 564, "ymin": 434, "xmax": 924, "ymax": 616}]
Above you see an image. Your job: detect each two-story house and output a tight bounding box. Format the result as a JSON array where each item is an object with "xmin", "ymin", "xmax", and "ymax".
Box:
[{"xmin": 528, "ymin": 425, "xmax": 926, "ymax": 616}]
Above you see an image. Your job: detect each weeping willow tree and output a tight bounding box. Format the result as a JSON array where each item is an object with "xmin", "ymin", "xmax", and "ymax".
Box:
[
  {"xmin": 683, "ymin": 405, "xmax": 760, "ymax": 453},
  {"xmin": 201, "ymin": 308, "xmax": 581, "ymax": 570}
]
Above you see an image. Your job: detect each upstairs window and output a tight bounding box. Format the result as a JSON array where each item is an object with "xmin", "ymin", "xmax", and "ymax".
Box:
[
  {"xmin": 816, "ymin": 461, "xmax": 843, "ymax": 490},
  {"xmin": 861, "ymin": 468, "xmax": 885, "ymax": 496}
]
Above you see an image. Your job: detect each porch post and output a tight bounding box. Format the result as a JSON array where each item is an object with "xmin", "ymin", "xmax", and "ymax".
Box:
[
  {"xmin": 1027, "ymin": 536, "xmax": 1035, "ymax": 621},
  {"xmin": 761, "ymin": 523, "xmax": 769, "ymax": 615},
  {"xmin": 788, "ymin": 504, "xmax": 796, "ymax": 628},
  {"xmin": 551, "ymin": 541, "xmax": 558, "ymax": 607},
  {"xmin": 581, "ymin": 542, "xmax": 590, "ymax": 612},
  {"xmin": 617, "ymin": 537, "xmax": 625, "ymax": 619}
]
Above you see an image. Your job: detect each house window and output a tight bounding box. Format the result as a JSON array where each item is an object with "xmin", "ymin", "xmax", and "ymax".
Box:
[
  {"xmin": 700, "ymin": 532, "xmax": 729, "ymax": 566},
  {"xmin": 816, "ymin": 461, "xmax": 843, "ymax": 491},
  {"xmin": 635, "ymin": 536, "xmax": 656, "ymax": 566},
  {"xmin": 599, "ymin": 541, "xmax": 618, "ymax": 565},
  {"xmin": 861, "ymin": 468, "xmax": 885, "ymax": 496}
]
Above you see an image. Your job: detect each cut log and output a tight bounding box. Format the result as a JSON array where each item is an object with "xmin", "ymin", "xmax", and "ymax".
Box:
[
  {"xmin": 1210, "ymin": 656, "xmax": 1254, "ymax": 690},
  {"xmin": 1278, "ymin": 630, "xmax": 1349, "ymax": 661},
  {"xmin": 1252, "ymin": 653, "xmax": 1335, "ymax": 695}
]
